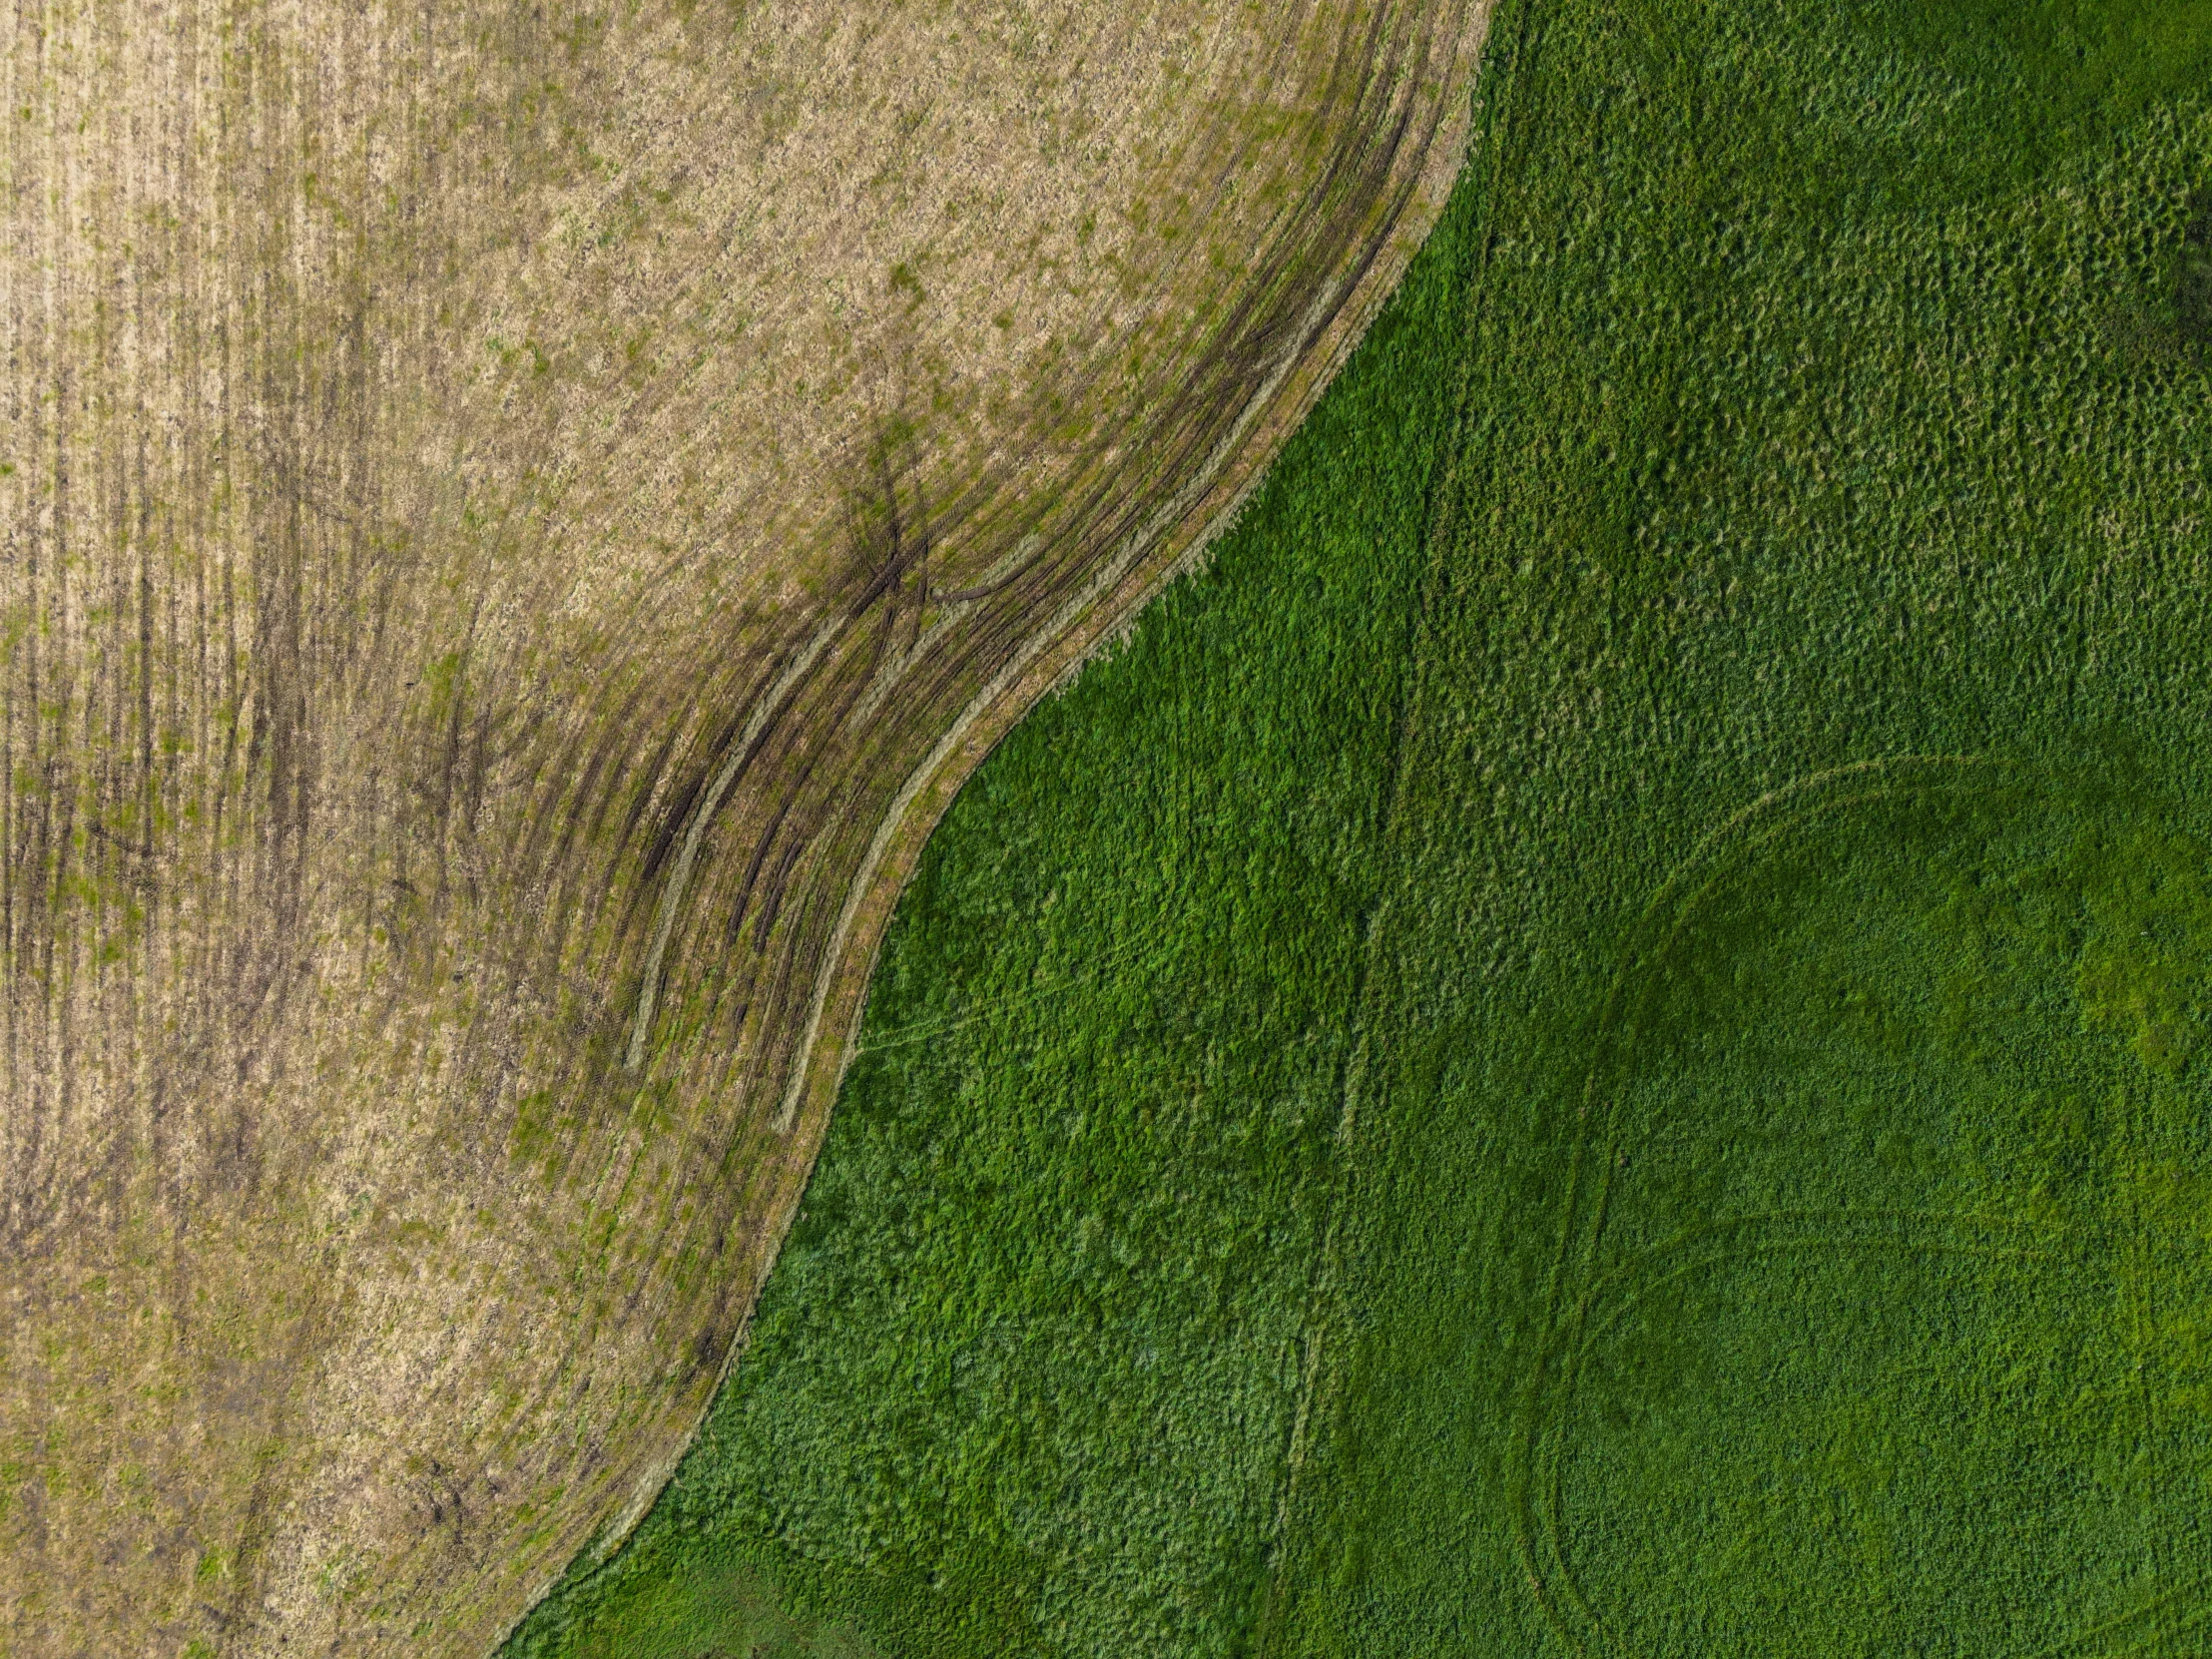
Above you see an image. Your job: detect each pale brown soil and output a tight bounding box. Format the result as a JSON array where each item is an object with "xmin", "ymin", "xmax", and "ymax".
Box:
[{"xmin": 0, "ymin": 1, "xmax": 1487, "ymax": 1653}]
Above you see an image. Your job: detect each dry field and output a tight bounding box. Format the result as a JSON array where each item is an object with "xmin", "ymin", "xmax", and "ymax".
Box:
[{"xmin": 0, "ymin": 0, "xmax": 1485, "ymax": 1652}]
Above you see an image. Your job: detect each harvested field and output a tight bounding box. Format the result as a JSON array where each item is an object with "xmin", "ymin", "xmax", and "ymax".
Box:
[
  {"xmin": 503, "ymin": 0, "xmax": 2212, "ymax": 1654},
  {"xmin": 0, "ymin": 2, "xmax": 1485, "ymax": 1653}
]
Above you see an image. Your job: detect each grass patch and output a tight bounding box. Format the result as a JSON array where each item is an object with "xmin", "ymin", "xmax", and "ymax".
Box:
[{"xmin": 509, "ymin": 0, "xmax": 2212, "ymax": 1653}]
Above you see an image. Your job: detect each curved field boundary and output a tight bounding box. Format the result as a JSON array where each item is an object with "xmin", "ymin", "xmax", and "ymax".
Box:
[
  {"xmin": 765, "ymin": 0, "xmax": 1497, "ymax": 1139},
  {"xmin": 540, "ymin": 0, "xmax": 1503, "ymax": 1619}
]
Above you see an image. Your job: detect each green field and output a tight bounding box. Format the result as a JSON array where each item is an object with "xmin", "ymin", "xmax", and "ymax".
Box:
[{"xmin": 506, "ymin": 0, "xmax": 2212, "ymax": 1653}]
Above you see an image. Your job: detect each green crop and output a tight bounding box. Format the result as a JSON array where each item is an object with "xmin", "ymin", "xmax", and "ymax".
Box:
[{"xmin": 506, "ymin": 0, "xmax": 2212, "ymax": 1653}]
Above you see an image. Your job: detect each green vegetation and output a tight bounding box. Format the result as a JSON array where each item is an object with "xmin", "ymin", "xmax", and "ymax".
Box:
[{"xmin": 507, "ymin": 0, "xmax": 2212, "ymax": 1653}]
